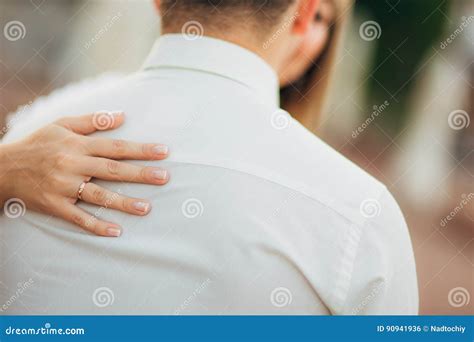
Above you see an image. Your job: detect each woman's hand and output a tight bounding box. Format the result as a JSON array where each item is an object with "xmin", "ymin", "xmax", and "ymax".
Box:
[{"xmin": 0, "ymin": 111, "xmax": 169, "ymax": 237}]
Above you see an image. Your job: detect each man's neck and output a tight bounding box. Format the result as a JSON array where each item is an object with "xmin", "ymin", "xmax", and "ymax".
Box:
[{"xmin": 161, "ymin": 29, "xmax": 281, "ymax": 72}]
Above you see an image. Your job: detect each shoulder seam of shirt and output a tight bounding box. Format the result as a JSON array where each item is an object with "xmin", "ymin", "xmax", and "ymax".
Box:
[
  {"xmin": 164, "ymin": 158, "xmax": 388, "ymax": 227},
  {"xmin": 165, "ymin": 159, "xmax": 389, "ymax": 314}
]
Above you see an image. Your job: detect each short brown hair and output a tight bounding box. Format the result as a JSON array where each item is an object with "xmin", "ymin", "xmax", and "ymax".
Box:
[{"xmin": 160, "ymin": 0, "xmax": 295, "ymax": 34}]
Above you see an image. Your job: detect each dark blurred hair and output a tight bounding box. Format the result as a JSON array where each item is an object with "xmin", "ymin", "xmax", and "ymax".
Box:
[{"xmin": 160, "ymin": 0, "xmax": 295, "ymax": 34}]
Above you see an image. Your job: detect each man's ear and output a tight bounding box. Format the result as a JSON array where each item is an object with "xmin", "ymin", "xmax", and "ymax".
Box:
[{"xmin": 293, "ymin": 0, "xmax": 320, "ymax": 35}]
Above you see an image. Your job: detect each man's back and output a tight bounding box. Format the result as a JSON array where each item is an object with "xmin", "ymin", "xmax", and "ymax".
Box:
[{"xmin": 0, "ymin": 35, "xmax": 418, "ymax": 315}]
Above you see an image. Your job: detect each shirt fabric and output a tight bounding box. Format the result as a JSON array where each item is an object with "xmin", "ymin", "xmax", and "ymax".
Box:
[{"xmin": 0, "ymin": 34, "xmax": 418, "ymax": 315}]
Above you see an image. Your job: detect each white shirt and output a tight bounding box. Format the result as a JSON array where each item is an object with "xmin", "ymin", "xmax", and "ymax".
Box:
[{"xmin": 0, "ymin": 34, "xmax": 418, "ymax": 315}]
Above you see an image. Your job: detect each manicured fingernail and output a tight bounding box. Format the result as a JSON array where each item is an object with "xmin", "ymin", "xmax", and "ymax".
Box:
[
  {"xmin": 153, "ymin": 144, "xmax": 168, "ymax": 155},
  {"xmin": 152, "ymin": 169, "xmax": 168, "ymax": 180},
  {"xmin": 133, "ymin": 201, "xmax": 150, "ymax": 213},
  {"xmin": 106, "ymin": 227, "xmax": 122, "ymax": 237},
  {"xmin": 110, "ymin": 111, "xmax": 124, "ymax": 117}
]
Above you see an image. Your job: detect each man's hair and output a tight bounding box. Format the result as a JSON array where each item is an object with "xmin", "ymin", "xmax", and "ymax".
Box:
[{"xmin": 160, "ymin": 0, "xmax": 295, "ymax": 35}]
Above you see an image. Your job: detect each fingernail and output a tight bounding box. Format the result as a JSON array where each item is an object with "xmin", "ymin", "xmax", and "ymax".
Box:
[
  {"xmin": 152, "ymin": 169, "xmax": 168, "ymax": 181},
  {"xmin": 106, "ymin": 227, "xmax": 122, "ymax": 237},
  {"xmin": 133, "ymin": 201, "xmax": 150, "ymax": 213},
  {"xmin": 153, "ymin": 144, "xmax": 168, "ymax": 155},
  {"xmin": 110, "ymin": 111, "xmax": 124, "ymax": 117}
]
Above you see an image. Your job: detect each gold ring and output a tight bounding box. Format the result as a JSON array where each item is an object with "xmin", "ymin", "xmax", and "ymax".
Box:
[{"xmin": 76, "ymin": 181, "xmax": 88, "ymax": 200}]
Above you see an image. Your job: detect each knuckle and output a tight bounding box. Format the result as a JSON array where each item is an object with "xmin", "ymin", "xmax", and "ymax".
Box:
[
  {"xmin": 92, "ymin": 188, "xmax": 107, "ymax": 203},
  {"xmin": 49, "ymin": 175, "xmax": 65, "ymax": 191},
  {"xmin": 53, "ymin": 117, "xmax": 67, "ymax": 127},
  {"xmin": 139, "ymin": 167, "xmax": 150, "ymax": 181},
  {"xmin": 112, "ymin": 139, "xmax": 127, "ymax": 156},
  {"xmin": 52, "ymin": 152, "xmax": 70, "ymax": 170},
  {"xmin": 121, "ymin": 197, "xmax": 129, "ymax": 210},
  {"xmin": 106, "ymin": 160, "xmax": 121, "ymax": 175},
  {"xmin": 141, "ymin": 144, "xmax": 151, "ymax": 156},
  {"xmin": 63, "ymin": 134, "xmax": 78, "ymax": 146},
  {"xmin": 87, "ymin": 218, "xmax": 100, "ymax": 232},
  {"xmin": 84, "ymin": 216, "xmax": 97, "ymax": 230},
  {"xmin": 68, "ymin": 135, "xmax": 88, "ymax": 152},
  {"xmin": 71, "ymin": 214, "xmax": 85, "ymax": 227},
  {"xmin": 58, "ymin": 151, "xmax": 71, "ymax": 162}
]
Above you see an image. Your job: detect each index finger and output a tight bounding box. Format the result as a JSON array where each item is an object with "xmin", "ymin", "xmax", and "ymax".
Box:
[
  {"xmin": 83, "ymin": 137, "xmax": 169, "ymax": 160},
  {"xmin": 55, "ymin": 111, "xmax": 125, "ymax": 135}
]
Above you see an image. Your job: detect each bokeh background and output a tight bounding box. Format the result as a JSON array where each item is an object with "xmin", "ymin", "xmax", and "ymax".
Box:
[{"xmin": 0, "ymin": 0, "xmax": 472, "ymax": 315}]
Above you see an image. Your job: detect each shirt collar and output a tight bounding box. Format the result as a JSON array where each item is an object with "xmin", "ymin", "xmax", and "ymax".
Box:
[{"xmin": 141, "ymin": 34, "xmax": 279, "ymax": 107}]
